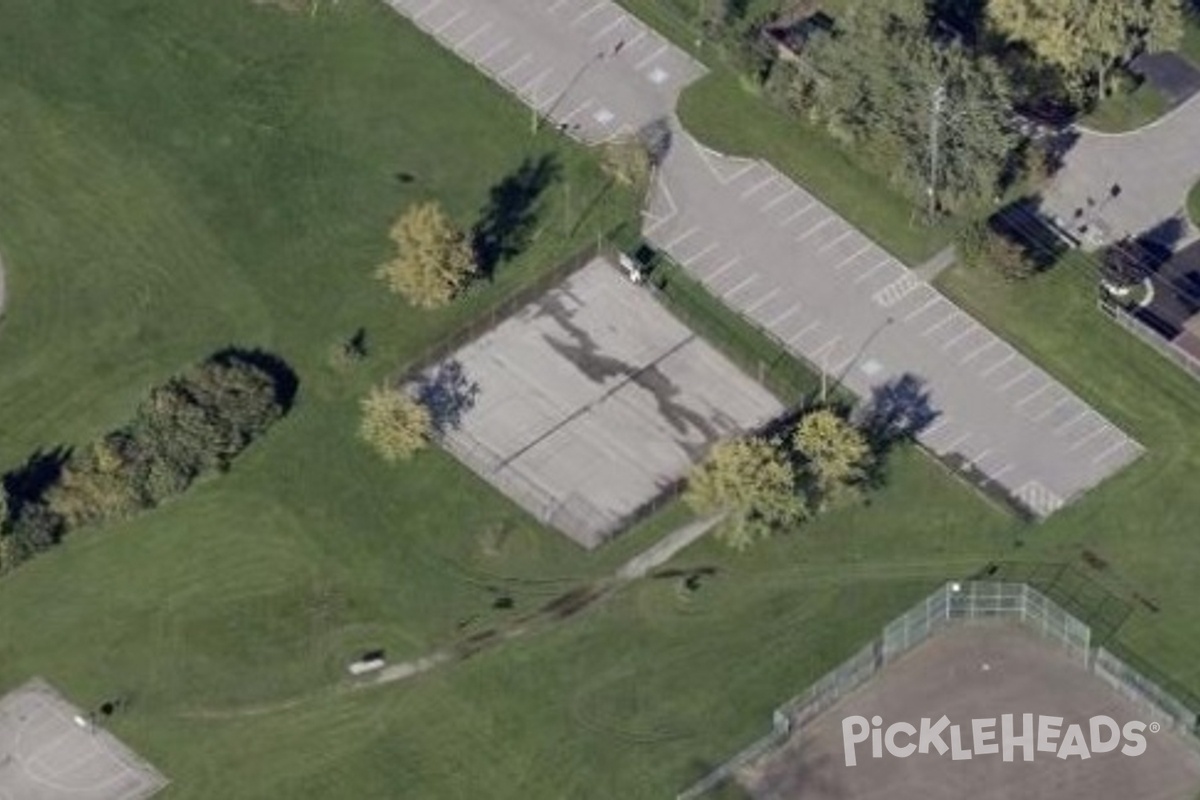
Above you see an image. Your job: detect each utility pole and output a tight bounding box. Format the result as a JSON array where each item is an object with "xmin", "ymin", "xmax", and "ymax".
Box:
[{"xmin": 928, "ymin": 83, "xmax": 946, "ymax": 221}]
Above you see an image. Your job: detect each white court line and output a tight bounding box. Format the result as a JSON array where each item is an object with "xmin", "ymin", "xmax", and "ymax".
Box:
[
  {"xmin": 635, "ymin": 43, "xmax": 668, "ymax": 70},
  {"xmin": 997, "ymin": 367, "xmax": 1034, "ymax": 391},
  {"xmin": 723, "ymin": 273, "xmax": 759, "ymax": 299},
  {"xmin": 591, "ymin": 14, "xmax": 627, "ymax": 41},
  {"xmin": 746, "ymin": 288, "xmax": 781, "ymax": 314},
  {"xmin": 788, "ymin": 320, "xmax": 821, "ymax": 344},
  {"xmin": 979, "ymin": 352, "xmax": 1016, "ymax": 377},
  {"xmin": 778, "ymin": 202, "xmax": 815, "ymax": 227},
  {"xmin": 1069, "ymin": 424, "xmax": 1111, "ymax": 452},
  {"xmin": 831, "ymin": 244, "xmax": 873, "ymax": 272},
  {"xmin": 1054, "ymin": 410, "xmax": 1093, "ymax": 435},
  {"xmin": 1033, "ymin": 395, "xmax": 1073, "ymax": 421},
  {"xmin": 941, "ymin": 325, "xmax": 980, "ymax": 351},
  {"xmin": 853, "ymin": 258, "xmax": 892, "ymax": 283},
  {"xmin": 663, "ymin": 225, "xmax": 699, "ymax": 250},
  {"xmin": 922, "ymin": 312, "xmax": 961, "ymax": 337},
  {"xmin": 795, "ymin": 217, "xmax": 834, "ymax": 244},
  {"xmin": 455, "ymin": 21, "xmax": 493, "ymax": 50},
  {"xmin": 960, "ymin": 339, "xmax": 997, "ymax": 365},
  {"xmin": 414, "ymin": 0, "xmax": 443, "ymax": 20},
  {"xmin": 705, "ymin": 255, "xmax": 741, "ymax": 282},
  {"xmin": 572, "ymin": 1, "xmax": 607, "ymax": 26},
  {"xmin": 434, "ymin": 8, "xmax": 467, "ymax": 34},
  {"xmin": 740, "ymin": 175, "xmax": 776, "ymax": 200},
  {"xmin": 500, "ymin": 53, "xmax": 534, "ymax": 80},
  {"xmin": 766, "ymin": 304, "xmax": 802, "ymax": 329},
  {"xmin": 816, "ymin": 228, "xmax": 854, "ymax": 253},
  {"xmin": 679, "ymin": 241, "xmax": 718, "ymax": 266},
  {"xmin": 903, "ymin": 296, "xmax": 941, "ymax": 322},
  {"xmin": 478, "ymin": 38, "xmax": 512, "ymax": 66},
  {"xmin": 761, "ymin": 188, "xmax": 795, "ymax": 212},
  {"xmin": 1092, "ymin": 438, "xmax": 1132, "ymax": 465},
  {"xmin": 1013, "ymin": 382, "xmax": 1053, "ymax": 409}
]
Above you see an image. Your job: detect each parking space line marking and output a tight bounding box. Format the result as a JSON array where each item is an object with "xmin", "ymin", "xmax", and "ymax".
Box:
[
  {"xmin": 817, "ymin": 229, "xmax": 855, "ymax": 253},
  {"xmin": 998, "ymin": 367, "xmax": 1034, "ymax": 391},
  {"xmin": 521, "ymin": 67, "xmax": 555, "ymax": 94},
  {"xmin": 478, "ymin": 38, "xmax": 512, "ymax": 66},
  {"xmin": 832, "ymin": 245, "xmax": 873, "ymax": 272},
  {"xmin": 1092, "ymin": 438, "xmax": 1132, "ymax": 465},
  {"xmin": 549, "ymin": 0, "xmax": 572, "ymax": 11},
  {"xmin": 943, "ymin": 432, "xmax": 972, "ymax": 452},
  {"xmin": 969, "ymin": 447, "xmax": 994, "ymax": 468},
  {"xmin": 766, "ymin": 304, "xmax": 802, "ymax": 328},
  {"xmin": 761, "ymin": 188, "xmax": 795, "ymax": 212},
  {"xmin": 1033, "ymin": 395, "xmax": 1072, "ymax": 421},
  {"xmin": 663, "ymin": 225, "xmax": 699, "ymax": 250},
  {"xmin": 922, "ymin": 415, "xmax": 952, "ymax": 437},
  {"xmin": 922, "ymin": 312, "xmax": 960, "ymax": 337},
  {"xmin": 434, "ymin": 8, "xmax": 467, "ymax": 34},
  {"xmin": 740, "ymin": 174, "xmax": 776, "ymax": 200},
  {"xmin": 1014, "ymin": 382, "xmax": 1053, "ymax": 409},
  {"xmin": 853, "ymin": 257, "xmax": 892, "ymax": 283},
  {"xmin": 591, "ymin": 14, "xmax": 627, "ymax": 41},
  {"xmin": 1069, "ymin": 424, "xmax": 1111, "ymax": 452},
  {"xmin": 795, "ymin": 217, "xmax": 834, "ymax": 243},
  {"xmin": 788, "ymin": 320, "xmax": 821, "ymax": 344},
  {"xmin": 573, "ymin": 2, "xmax": 607, "ymax": 26},
  {"xmin": 723, "ymin": 273, "xmax": 759, "ymax": 299},
  {"xmin": 1054, "ymin": 410, "xmax": 1092, "ymax": 435},
  {"xmin": 414, "ymin": 0, "xmax": 443, "ymax": 20},
  {"xmin": 778, "ymin": 201, "xmax": 815, "ymax": 227},
  {"xmin": 705, "ymin": 255, "xmax": 741, "ymax": 282},
  {"xmin": 500, "ymin": 53, "xmax": 534, "ymax": 79},
  {"xmin": 746, "ymin": 288, "xmax": 781, "ymax": 314},
  {"xmin": 635, "ymin": 43, "xmax": 668, "ymax": 70},
  {"xmin": 903, "ymin": 295, "xmax": 941, "ymax": 322},
  {"xmin": 559, "ymin": 96, "xmax": 594, "ymax": 124},
  {"xmin": 979, "ymin": 352, "xmax": 1015, "ymax": 377},
  {"xmin": 680, "ymin": 241, "xmax": 718, "ymax": 265},
  {"xmin": 455, "ymin": 21, "xmax": 493, "ymax": 49},
  {"xmin": 960, "ymin": 339, "xmax": 996, "ymax": 365},
  {"xmin": 942, "ymin": 325, "xmax": 982, "ymax": 351}
]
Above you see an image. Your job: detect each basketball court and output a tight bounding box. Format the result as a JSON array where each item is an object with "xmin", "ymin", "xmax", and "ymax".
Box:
[
  {"xmin": 415, "ymin": 256, "xmax": 783, "ymax": 547},
  {"xmin": 739, "ymin": 624, "xmax": 1200, "ymax": 800},
  {"xmin": 0, "ymin": 679, "xmax": 166, "ymax": 800}
]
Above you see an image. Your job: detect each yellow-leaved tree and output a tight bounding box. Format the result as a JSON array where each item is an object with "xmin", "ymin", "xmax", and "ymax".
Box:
[
  {"xmin": 359, "ymin": 385, "xmax": 432, "ymax": 462},
  {"xmin": 376, "ymin": 202, "xmax": 477, "ymax": 309},
  {"xmin": 793, "ymin": 408, "xmax": 873, "ymax": 510}
]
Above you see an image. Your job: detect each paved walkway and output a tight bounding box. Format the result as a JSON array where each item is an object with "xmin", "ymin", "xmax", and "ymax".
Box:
[
  {"xmin": 386, "ymin": 0, "xmax": 1143, "ymax": 518},
  {"xmin": 615, "ymin": 514, "xmax": 722, "ymax": 580},
  {"xmin": 1043, "ymin": 92, "xmax": 1200, "ymax": 248}
]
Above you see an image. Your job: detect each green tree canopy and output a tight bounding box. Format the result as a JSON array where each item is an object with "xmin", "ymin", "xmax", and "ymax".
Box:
[
  {"xmin": 684, "ymin": 437, "xmax": 806, "ymax": 551},
  {"xmin": 987, "ymin": 0, "xmax": 1183, "ymax": 100},
  {"xmin": 376, "ymin": 202, "xmax": 477, "ymax": 309},
  {"xmin": 360, "ymin": 385, "xmax": 432, "ymax": 462},
  {"xmin": 793, "ymin": 409, "xmax": 873, "ymax": 509},
  {"xmin": 787, "ymin": 1, "xmax": 1018, "ymax": 211}
]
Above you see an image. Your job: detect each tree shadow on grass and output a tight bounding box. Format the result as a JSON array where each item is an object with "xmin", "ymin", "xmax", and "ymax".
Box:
[
  {"xmin": 2, "ymin": 446, "xmax": 70, "ymax": 516},
  {"xmin": 411, "ymin": 359, "xmax": 480, "ymax": 434},
  {"xmin": 472, "ymin": 154, "xmax": 561, "ymax": 278},
  {"xmin": 854, "ymin": 374, "xmax": 939, "ymax": 488}
]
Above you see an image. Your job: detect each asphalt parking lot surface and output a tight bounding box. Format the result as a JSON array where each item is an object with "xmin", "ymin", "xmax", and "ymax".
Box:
[
  {"xmin": 387, "ymin": 0, "xmax": 1144, "ymax": 518},
  {"xmin": 646, "ymin": 135, "xmax": 1143, "ymax": 517}
]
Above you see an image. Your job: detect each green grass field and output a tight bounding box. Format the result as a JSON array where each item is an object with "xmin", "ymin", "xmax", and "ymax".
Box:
[
  {"xmin": 1, "ymin": 1, "xmax": 1198, "ymax": 799},
  {"xmin": 1082, "ymin": 80, "xmax": 1170, "ymax": 133}
]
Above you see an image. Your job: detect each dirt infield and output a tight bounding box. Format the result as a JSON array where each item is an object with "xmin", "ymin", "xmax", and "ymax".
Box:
[
  {"xmin": 417, "ymin": 256, "xmax": 782, "ymax": 547},
  {"xmin": 0, "ymin": 679, "xmax": 166, "ymax": 800},
  {"xmin": 740, "ymin": 624, "xmax": 1200, "ymax": 800}
]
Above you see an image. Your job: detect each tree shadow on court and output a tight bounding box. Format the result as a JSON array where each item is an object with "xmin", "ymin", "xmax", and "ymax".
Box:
[
  {"xmin": 855, "ymin": 374, "xmax": 939, "ymax": 487},
  {"xmin": 472, "ymin": 154, "xmax": 561, "ymax": 278},
  {"xmin": 411, "ymin": 360, "xmax": 480, "ymax": 434}
]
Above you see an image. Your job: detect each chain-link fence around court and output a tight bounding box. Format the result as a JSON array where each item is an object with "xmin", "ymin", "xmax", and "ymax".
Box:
[{"xmin": 677, "ymin": 581, "xmax": 1200, "ymax": 800}]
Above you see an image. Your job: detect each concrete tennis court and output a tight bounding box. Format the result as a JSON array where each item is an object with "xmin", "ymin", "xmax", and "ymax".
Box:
[
  {"xmin": 646, "ymin": 133, "xmax": 1144, "ymax": 518},
  {"xmin": 0, "ymin": 680, "xmax": 166, "ymax": 800},
  {"xmin": 415, "ymin": 257, "xmax": 783, "ymax": 547},
  {"xmin": 740, "ymin": 625, "xmax": 1200, "ymax": 800},
  {"xmin": 384, "ymin": 0, "xmax": 705, "ymax": 143}
]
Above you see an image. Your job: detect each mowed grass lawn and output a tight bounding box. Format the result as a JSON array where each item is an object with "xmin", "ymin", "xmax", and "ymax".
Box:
[{"xmin": 0, "ymin": 1, "xmax": 1183, "ymax": 799}]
